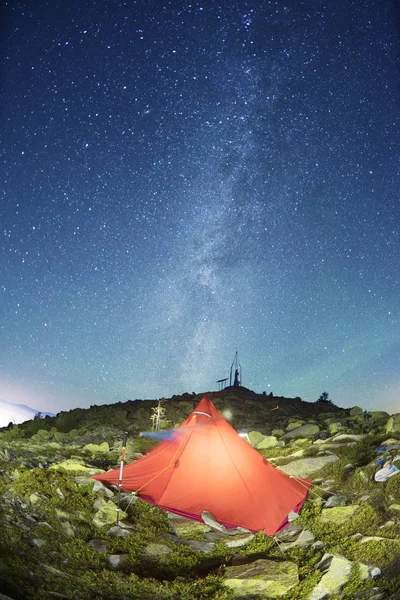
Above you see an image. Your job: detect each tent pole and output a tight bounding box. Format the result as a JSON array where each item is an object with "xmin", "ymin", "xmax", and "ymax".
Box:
[{"xmin": 116, "ymin": 431, "xmax": 128, "ymax": 525}]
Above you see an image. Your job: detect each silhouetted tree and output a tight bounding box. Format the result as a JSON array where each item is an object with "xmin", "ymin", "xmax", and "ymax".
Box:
[{"xmin": 317, "ymin": 391, "xmax": 331, "ymax": 403}]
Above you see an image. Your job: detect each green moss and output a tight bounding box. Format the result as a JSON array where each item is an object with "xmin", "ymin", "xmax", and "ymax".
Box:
[
  {"xmin": 127, "ymin": 498, "xmax": 172, "ymax": 534},
  {"xmin": 61, "ymin": 538, "xmax": 108, "ymax": 571},
  {"xmin": 346, "ymin": 539, "xmax": 400, "ymax": 569},
  {"xmin": 11, "ymin": 467, "xmax": 94, "ymax": 520},
  {"xmin": 338, "ymin": 563, "xmax": 375, "ymax": 600},
  {"xmin": 238, "ymin": 532, "xmax": 275, "ymax": 556}
]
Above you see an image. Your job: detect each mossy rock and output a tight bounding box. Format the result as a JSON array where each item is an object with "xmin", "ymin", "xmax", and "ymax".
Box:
[
  {"xmin": 286, "ymin": 421, "xmax": 305, "ymax": 432},
  {"xmin": 386, "ymin": 414, "xmax": 400, "ymax": 434},
  {"xmin": 328, "ymin": 422, "xmax": 346, "ymax": 436},
  {"xmin": 50, "ymin": 459, "xmax": 103, "ymax": 474},
  {"xmin": 31, "ymin": 429, "xmax": 53, "ymax": 442},
  {"xmin": 292, "ymin": 438, "xmax": 312, "ymax": 448},
  {"xmin": 248, "ymin": 431, "xmax": 266, "ymax": 447},
  {"xmin": 283, "ymin": 424, "xmax": 320, "ymax": 439},
  {"xmin": 279, "ymin": 455, "xmax": 339, "ymax": 478},
  {"xmin": 310, "ymin": 554, "xmax": 369, "ymax": 599},
  {"xmin": 169, "ymin": 517, "xmax": 211, "ymax": 539},
  {"xmin": 320, "ymin": 505, "xmax": 360, "ymax": 525},
  {"xmin": 367, "ymin": 411, "xmax": 390, "ymax": 425},
  {"xmin": 92, "ymin": 501, "xmax": 127, "ymax": 527},
  {"xmin": 256, "ymin": 436, "xmax": 280, "ymax": 450},
  {"xmin": 83, "ymin": 442, "xmax": 110, "ymax": 454},
  {"xmin": 350, "ymin": 406, "xmax": 364, "ymax": 416},
  {"xmin": 224, "ymin": 559, "xmax": 299, "ymax": 598}
]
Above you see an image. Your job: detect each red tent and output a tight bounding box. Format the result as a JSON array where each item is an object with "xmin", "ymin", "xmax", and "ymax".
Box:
[{"xmin": 93, "ymin": 396, "xmax": 312, "ymax": 535}]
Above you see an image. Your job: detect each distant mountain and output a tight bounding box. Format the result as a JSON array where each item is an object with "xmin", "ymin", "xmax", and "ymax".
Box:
[{"xmin": 0, "ymin": 399, "xmax": 56, "ymax": 428}]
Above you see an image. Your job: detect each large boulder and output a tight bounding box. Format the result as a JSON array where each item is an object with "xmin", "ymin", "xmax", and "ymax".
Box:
[
  {"xmin": 368, "ymin": 411, "xmax": 390, "ymax": 426},
  {"xmin": 349, "ymin": 406, "xmax": 364, "ymax": 416},
  {"xmin": 248, "ymin": 431, "xmax": 280, "ymax": 449},
  {"xmin": 83, "ymin": 442, "xmax": 110, "ymax": 455},
  {"xmin": 279, "ymin": 455, "xmax": 339, "ymax": 478},
  {"xmin": 327, "ymin": 422, "xmax": 346, "ymax": 436},
  {"xmin": 50, "ymin": 459, "xmax": 103, "ymax": 474},
  {"xmin": 283, "ymin": 424, "xmax": 320, "ymax": 440},
  {"xmin": 309, "ymin": 554, "xmax": 367, "ymax": 599},
  {"xmin": 286, "ymin": 421, "xmax": 305, "ymax": 432},
  {"xmin": 224, "ymin": 559, "xmax": 299, "ymax": 598},
  {"xmin": 386, "ymin": 414, "xmax": 400, "ymax": 434}
]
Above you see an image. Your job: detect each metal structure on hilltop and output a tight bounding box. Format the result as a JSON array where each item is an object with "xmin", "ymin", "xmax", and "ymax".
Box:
[
  {"xmin": 230, "ymin": 350, "xmax": 242, "ymax": 387},
  {"xmin": 216, "ymin": 351, "xmax": 243, "ymax": 390},
  {"xmin": 216, "ymin": 378, "xmax": 228, "ymax": 391}
]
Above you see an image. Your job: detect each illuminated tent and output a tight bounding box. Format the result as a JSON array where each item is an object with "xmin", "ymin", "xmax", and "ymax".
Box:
[{"xmin": 93, "ymin": 396, "xmax": 312, "ymax": 535}]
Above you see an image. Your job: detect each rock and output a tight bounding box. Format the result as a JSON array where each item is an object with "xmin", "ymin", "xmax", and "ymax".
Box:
[
  {"xmin": 293, "ymin": 438, "xmax": 312, "ymax": 447},
  {"xmin": 275, "ymin": 523, "xmax": 304, "ymax": 542},
  {"xmin": 320, "ymin": 505, "xmax": 360, "ymax": 525},
  {"xmin": 50, "ymin": 459, "xmax": 103, "ymax": 474},
  {"xmin": 143, "ymin": 542, "xmax": 173, "ymax": 558},
  {"xmin": 368, "ymin": 412, "xmax": 390, "ymax": 425},
  {"xmin": 324, "ymin": 495, "xmax": 348, "ymax": 508},
  {"xmin": 93, "ymin": 497, "xmax": 107, "ymax": 510},
  {"xmin": 83, "ymin": 442, "xmax": 110, "ymax": 454},
  {"xmin": 330, "ymin": 433, "xmax": 367, "ymax": 443},
  {"xmin": 162, "ymin": 532, "xmax": 215, "ymax": 554},
  {"xmin": 231, "ymin": 554, "xmax": 254, "ymax": 566},
  {"xmin": 328, "ymin": 422, "xmax": 345, "ymax": 436},
  {"xmin": 41, "ymin": 563, "xmax": 69, "ymax": 578},
  {"xmin": 224, "ymin": 559, "xmax": 299, "ymax": 598},
  {"xmin": 385, "ymin": 414, "xmax": 400, "ymax": 434},
  {"xmin": 108, "ymin": 554, "xmax": 129, "ymax": 570},
  {"xmin": 29, "ymin": 493, "xmax": 41, "ymax": 505},
  {"xmin": 248, "ymin": 431, "xmax": 267, "ymax": 447},
  {"xmin": 388, "ymin": 504, "xmax": 400, "ymax": 512},
  {"xmin": 288, "ymin": 510, "xmax": 300, "ymax": 522},
  {"xmin": 283, "ymin": 424, "xmax": 320, "ymax": 439},
  {"xmin": 108, "ymin": 525, "xmax": 133, "ymax": 537},
  {"xmin": 272, "ymin": 429, "xmax": 285, "ymax": 437},
  {"xmin": 201, "ymin": 510, "xmax": 229, "ymax": 533},
  {"xmin": 87, "ymin": 539, "xmax": 110, "ymax": 553},
  {"xmin": 310, "ymin": 554, "xmax": 368, "ymax": 599},
  {"xmin": 72, "ymin": 476, "xmax": 93, "ymax": 485},
  {"xmin": 92, "ymin": 502, "xmax": 127, "ymax": 528},
  {"xmin": 169, "ymin": 515, "xmax": 211, "ymax": 538},
  {"xmin": 224, "ymin": 534, "xmax": 255, "ymax": 549},
  {"xmin": 286, "ymin": 421, "xmax": 305, "ymax": 431},
  {"xmin": 358, "ymin": 535, "xmax": 392, "ymax": 544},
  {"xmin": 379, "ymin": 520, "xmax": 395, "ymax": 528},
  {"xmin": 61, "ymin": 521, "xmax": 75, "ymax": 537},
  {"xmin": 312, "ymin": 540, "xmax": 326, "ymax": 551},
  {"xmin": 92, "ymin": 480, "xmax": 115, "ymax": 498},
  {"xmin": 350, "ymin": 406, "xmax": 364, "ymax": 416},
  {"xmin": 256, "ymin": 436, "xmax": 280, "ymax": 449},
  {"xmin": 278, "ymin": 529, "xmax": 315, "ymax": 551},
  {"xmin": 279, "ymin": 455, "xmax": 339, "ymax": 478}
]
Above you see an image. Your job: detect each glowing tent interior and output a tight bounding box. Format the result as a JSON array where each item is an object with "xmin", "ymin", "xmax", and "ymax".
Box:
[{"xmin": 92, "ymin": 396, "xmax": 312, "ymax": 535}]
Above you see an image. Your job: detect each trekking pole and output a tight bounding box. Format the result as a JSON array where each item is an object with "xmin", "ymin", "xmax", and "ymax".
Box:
[{"xmin": 116, "ymin": 431, "xmax": 128, "ymax": 525}]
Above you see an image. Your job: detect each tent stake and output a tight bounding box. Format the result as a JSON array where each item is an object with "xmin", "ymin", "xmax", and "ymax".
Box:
[{"xmin": 116, "ymin": 431, "xmax": 128, "ymax": 525}]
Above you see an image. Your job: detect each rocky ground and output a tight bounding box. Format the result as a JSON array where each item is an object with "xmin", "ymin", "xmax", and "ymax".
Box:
[{"xmin": 1, "ymin": 388, "xmax": 400, "ymax": 599}]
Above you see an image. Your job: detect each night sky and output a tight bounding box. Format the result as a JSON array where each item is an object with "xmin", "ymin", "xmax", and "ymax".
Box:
[{"xmin": 1, "ymin": 0, "xmax": 399, "ymax": 415}]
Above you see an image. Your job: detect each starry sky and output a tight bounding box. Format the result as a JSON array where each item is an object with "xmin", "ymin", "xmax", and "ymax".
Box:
[{"xmin": 1, "ymin": 0, "xmax": 399, "ymax": 416}]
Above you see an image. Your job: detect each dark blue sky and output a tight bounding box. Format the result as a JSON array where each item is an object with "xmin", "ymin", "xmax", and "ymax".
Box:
[{"xmin": 1, "ymin": 0, "xmax": 399, "ymax": 414}]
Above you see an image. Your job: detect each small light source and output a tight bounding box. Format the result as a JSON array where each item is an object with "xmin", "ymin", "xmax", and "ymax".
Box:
[{"xmin": 222, "ymin": 409, "xmax": 233, "ymax": 421}]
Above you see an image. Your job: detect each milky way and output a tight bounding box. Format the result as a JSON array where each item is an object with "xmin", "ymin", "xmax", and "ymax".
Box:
[{"xmin": 1, "ymin": 0, "xmax": 399, "ymax": 413}]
